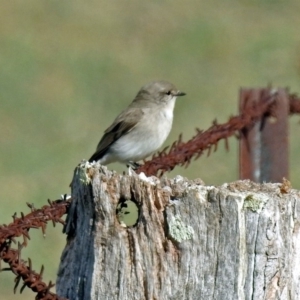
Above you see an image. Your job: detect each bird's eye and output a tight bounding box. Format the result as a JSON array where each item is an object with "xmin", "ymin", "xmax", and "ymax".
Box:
[{"xmin": 166, "ymin": 91, "xmax": 171, "ymax": 95}]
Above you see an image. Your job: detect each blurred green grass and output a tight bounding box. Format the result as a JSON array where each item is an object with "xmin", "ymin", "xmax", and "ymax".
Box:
[{"xmin": 0, "ymin": 1, "xmax": 300, "ymax": 298}]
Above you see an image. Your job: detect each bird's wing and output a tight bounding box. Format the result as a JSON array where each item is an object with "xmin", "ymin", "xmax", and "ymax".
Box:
[{"xmin": 89, "ymin": 108, "xmax": 144, "ymax": 162}]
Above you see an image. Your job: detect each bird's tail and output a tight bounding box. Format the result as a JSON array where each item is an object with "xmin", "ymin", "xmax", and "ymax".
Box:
[{"xmin": 88, "ymin": 152, "xmax": 101, "ymax": 162}]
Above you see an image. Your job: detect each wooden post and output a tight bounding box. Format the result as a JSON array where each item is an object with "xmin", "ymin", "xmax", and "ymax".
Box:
[{"xmin": 56, "ymin": 164, "xmax": 300, "ymax": 300}]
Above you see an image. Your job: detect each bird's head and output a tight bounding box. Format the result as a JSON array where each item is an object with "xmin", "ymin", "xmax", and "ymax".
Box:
[{"xmin": 134, "ymin": 80, "xmax": 186, "ymax": 105}]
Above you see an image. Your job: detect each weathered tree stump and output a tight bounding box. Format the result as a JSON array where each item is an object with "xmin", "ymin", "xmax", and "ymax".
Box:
[{"xmin": 56, "ymin": 164, "xmax": 300, "ymax": 300}]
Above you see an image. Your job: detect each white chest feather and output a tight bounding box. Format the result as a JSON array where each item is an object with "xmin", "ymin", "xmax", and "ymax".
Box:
[
  {"xmin": 162, "ymin": 101, "xmax": 175, "ymax": 122},
  {"xmin": 159, "ymin": 101, "xmax": 174, "ymax": 139}
]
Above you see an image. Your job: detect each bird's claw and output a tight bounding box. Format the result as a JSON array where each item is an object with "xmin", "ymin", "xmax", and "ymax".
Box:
[{"xmin": 126, "ymin": 161, "xmax": 141, "ymax": 170}]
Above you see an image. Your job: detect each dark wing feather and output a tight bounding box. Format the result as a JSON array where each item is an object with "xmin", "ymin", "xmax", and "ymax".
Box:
[{"xmin": 89, "ymin": 108, "xmax": 144, "ymax": 162}]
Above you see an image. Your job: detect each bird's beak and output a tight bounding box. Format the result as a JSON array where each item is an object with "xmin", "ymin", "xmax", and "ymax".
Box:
[{"xmin": 176, "ymin": 91, "xmax": 186, "ymax": 97}]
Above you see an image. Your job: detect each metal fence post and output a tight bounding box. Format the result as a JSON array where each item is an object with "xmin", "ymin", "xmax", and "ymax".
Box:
[{"xmin": 239, "ymin": 88, "xmax": 289, "ymax": 183}]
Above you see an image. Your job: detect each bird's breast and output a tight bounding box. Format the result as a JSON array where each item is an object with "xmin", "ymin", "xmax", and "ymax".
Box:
[
  {"xmin": 143, "ymin": 104, "xmax": 174, "ymax": 138},
  {"xmin": 108, "ymin": 102, "xmax": 175, "ymax": 163}
]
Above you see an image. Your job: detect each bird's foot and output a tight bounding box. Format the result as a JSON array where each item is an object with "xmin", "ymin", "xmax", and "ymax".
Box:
[{"xmin": 126, "ymin": 161, "xmax": 141, "ymax": 170}]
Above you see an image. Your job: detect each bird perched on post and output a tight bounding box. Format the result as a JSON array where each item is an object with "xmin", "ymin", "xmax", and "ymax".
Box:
[{"xmin": 89, "ymin": 80, "xmax": 186, "ymax": 167}]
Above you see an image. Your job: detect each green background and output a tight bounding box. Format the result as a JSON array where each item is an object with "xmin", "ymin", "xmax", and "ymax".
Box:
[{"xmin": 0, "ymin": 1, "xmax": 299, "ymax": 299}]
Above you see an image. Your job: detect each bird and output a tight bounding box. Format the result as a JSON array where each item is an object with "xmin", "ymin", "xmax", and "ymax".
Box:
[{"xmin": 89, "ymin": 80, "xmax": 186, "ymax": 167}]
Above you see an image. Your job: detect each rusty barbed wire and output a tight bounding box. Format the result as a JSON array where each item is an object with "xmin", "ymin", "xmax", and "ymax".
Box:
[
  {"xmin": 0, "ymin": 198, "xmax": 70, "ymax": 245},
  {"xmin": 0, "ymin": 197, "xmax": 71, "ymax": 299},
  {"xmin": 137, "ymin": 91, "xmax": 300, "ymax": 177}
]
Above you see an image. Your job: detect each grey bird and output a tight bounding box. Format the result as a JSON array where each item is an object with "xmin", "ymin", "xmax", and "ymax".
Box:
[{"xmin": 89, "ymin": 80, "xmax": 186, "ymax": 167}]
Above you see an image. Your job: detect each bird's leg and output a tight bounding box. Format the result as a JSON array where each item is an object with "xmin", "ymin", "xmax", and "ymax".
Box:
[{"xmin": 126, "ymin": 161, "xmax": 141, "ymax": 170}]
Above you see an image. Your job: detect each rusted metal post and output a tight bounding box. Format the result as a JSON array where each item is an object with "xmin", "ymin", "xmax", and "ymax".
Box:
[{"xmin": 239, "ymin": 88, "xmax": 289, "ymax": 183}]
